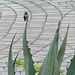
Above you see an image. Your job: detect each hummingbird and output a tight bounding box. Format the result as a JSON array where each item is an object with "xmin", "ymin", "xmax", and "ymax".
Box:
[{"xmin": 23, "ymin": 12, "xmax": 28, "ymax": 21}]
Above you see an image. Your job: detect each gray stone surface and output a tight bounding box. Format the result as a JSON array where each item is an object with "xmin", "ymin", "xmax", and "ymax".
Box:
[{"xmin": 0, "ymin": 0, "xmax": 75, "ymax": 74}]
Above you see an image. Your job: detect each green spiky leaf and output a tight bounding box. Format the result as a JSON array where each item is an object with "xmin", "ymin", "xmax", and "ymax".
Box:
[
  {"xmin": 57, "ymin": 26, "xmax": 69, "ymax": 68},
  {"xmin": 66, "ymin": 55, "xmax": 75, "ymax": 75},
  {"xmin": 8, "ymin": 34, "xmax": 16, "ymax": 75},
  {"xmin": 52, "ymin": 24, "xmax": 60, "ymax": 75},
  {"xmin": 23, "ymin": 20, "xmax": 35, "ymax": 75},
  {"xmin": 38, "ymin": 25, "xmax": 59, "ymax": 75}
]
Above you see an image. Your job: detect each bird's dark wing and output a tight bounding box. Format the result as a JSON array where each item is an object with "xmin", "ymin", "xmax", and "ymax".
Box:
[{"xmin": 24, "ymin": 16, "xmax": 26, "ymax": 21}]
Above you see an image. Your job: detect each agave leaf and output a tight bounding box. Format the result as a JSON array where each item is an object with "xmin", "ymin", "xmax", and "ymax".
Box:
[
  {"xmin": 8, "ymin": 34, "xmax": 16, "ymax": 75},
  {"xmin": 38, "ymin": 25, "xmax": 59, "ymax": 75},
  {"xmin": 66, "ymin": 55, "xmax": 75, "ymax": 75},
  {"xmin": 23, "ymin": 20, "xmax": 35, "ymax": 75},
  {"xmin": 57, "ymin": 26, "xmax": 69, "ymax": 68},
  {"xmin": 52, "ymin": 23, "xmax": 60, "ymax": 75},
  {"xmin": 52, "ymin": 58, "xmax": 59, "ymax": 75}
]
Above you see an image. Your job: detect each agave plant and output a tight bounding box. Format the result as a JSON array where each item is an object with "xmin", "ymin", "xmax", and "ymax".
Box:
[
  {"xmin": 23, "ymin": 19, "xmax": 75, "ymax": 75},
  {"xmin": 8, "ymin": 18, "xmax": 75, "ymax": 75}
]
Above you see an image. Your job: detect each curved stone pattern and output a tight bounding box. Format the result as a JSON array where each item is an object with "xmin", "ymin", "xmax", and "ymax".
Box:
[{"xmin": 0, "ymin": 0, "xmax": 75, "ymax": 75}]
